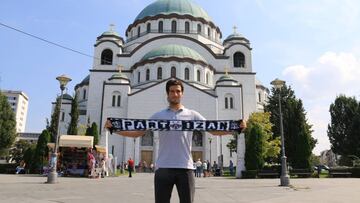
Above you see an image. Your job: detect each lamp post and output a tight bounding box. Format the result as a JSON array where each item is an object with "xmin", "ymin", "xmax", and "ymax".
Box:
[
  {"xmin": 47, "ymin": 74, "xmax": 71, "ymax": 184},
  {"xmin": 133, "ymin": 138, "xmax": 136, "ymax": 161},
  {"xmin": 271, "ymin": 78, "xmax": 290, "ymax": 186},
  {"xmin": 208, "ymin": 137, "xmax": 213, "ymax": 164}
]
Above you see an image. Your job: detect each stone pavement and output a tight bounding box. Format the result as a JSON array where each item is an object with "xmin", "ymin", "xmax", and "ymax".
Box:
[{"xmin": 0, "ymin": 173, "xmax": 359, "ymax": 203}]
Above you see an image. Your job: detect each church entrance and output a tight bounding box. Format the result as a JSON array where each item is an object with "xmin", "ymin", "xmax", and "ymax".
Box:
[
  {"xmin": 141, "ymin": 150, "xmax": 153, "ymax": 170},
  {"xmin": 191, "ymin": 151, "xmax": 203, "ymax": 162}
]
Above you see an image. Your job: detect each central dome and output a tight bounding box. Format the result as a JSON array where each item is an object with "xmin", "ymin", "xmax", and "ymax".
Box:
[
  {"xmin": 141, "ymin": 44, "xmax": 205, "ymax": 62},
  {"xmin": 135, "ymin": 0, "xmax": 211, "ymax": 22}
]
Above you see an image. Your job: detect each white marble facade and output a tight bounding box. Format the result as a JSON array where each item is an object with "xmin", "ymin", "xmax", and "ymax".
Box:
[{"xmin": 54, "ymin": 0, "xmax": 269, "ymax": 171}]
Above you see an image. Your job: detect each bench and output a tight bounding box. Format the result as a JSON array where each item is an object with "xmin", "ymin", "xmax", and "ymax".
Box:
[
  {"xmin": 257, "ymin": 170, "xmax": 279, "ymax": 178},
  {"xmin": 329, "ymin": 168, "xmax": 352, "ymax": 178},
  {"xmin": 290, "ymin": 169, "xmax": 313, "ymax": 178}
]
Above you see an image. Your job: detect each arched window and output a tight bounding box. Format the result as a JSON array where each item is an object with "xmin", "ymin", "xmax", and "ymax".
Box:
[
  {"xmin": 196, "ymin": 70, "xmax": 201, "ymax": 82},
  {"xmin": 234, "ymin": 52, "xmax": 245, "ymax": 68},
  {"xmin": 258, "ymin": 92, "xmax": 262, "ymax": 102},
  {"xmin": 157, "ymin": 67, "xmax": 162, "ymax": 80},
  {"xmin": 197, "ymin": 24, "xmax": 202, "ymax": 34},
  {"xmin": 112, "ymin": 95, "xmax": 116, "ymax": 107},
  {"xmin": 158, "ymin": 21, "xmax": 163, "ymax": 33},
  {"xmin": 111, "ymin": 91, "xmax": 121, "ymax": 107},
  {"xmin": 101, "ymin": 49, "xmax": 113, "ymax": 65},
  {"xmin": 184, "ymin": 68, "xmax": 190, "ymax": 80},
  {"xmin": 192, "ymin": 131, "xmax": 203, "ymax": 147},
  {"xmin": 185, "ymin": 22, "xmax": 190, "ymax": 34},
  {"xmin": 225, "ymin": 94, "xmax": 234, "ymax": 109},
  {"xmin": 171, "ymin": 20, "xmax": 177, "ymax": 33},
  {"xmin": 141, "ymin": 131, "xmax": 154, "ymax": 146},
  {"xmin": 171, "ymin": 66, "xmax": 176, "ymax": 77},
  {"xmin": 83, "ymin": 89, "xmax": 86, "ymax": 100},
  {"xmin": 138, "ymin": 72, "xmax": 141, "ymax": 83},
  {"xmin": 207, "ymin": 27, "xmax": 211, "ymax": 37},
  {"xmin": 117, "ymin": 95, "xmax": 121, "ymax": 107},
  {"xmin": 206, "ymin": 73, "xmax": 210, "ymax": 84},
  {"xmin": 146, "ymin": 69, "xmax": 150, "ymax": 81},
  {"xmin": 137, "ymin": 26, "xmax": 141, "ymax": 37},
  {"xmin": 61, "ymin": 112, "xmax": 65, "ymax": 121},
  {"xmin": 147, "ymin": 23, "xmax": 151, "ymax": 33}
]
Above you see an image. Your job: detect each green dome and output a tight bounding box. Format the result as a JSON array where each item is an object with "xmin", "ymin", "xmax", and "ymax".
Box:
[
  {"xmin": 141, "ymin": 44, "xmax": 205, "ymax": 62},
  {"xmin": 109, "ymin": 73, "xmax": 128, "ymax": 80},
  {"xmin": 225, "ymin": 33, "xmax": 244, "ymax": 41},
  {"xmin": 224, "ymin": 32, "xmax": 249, "ymax": 44},
  {"xmin": 135, "ymin": 0, "xmax": 211, "ymax": 22},
  {"xmin": 75, "ymin": 75, "xmax": 90, "ymax": 90},
  {"xmin": 60, "ymin": 93, "xmax": 73, "ymax": 101},
  {"xmin": 218, "ymin": 75, "xmax": 234, "ymax": 80},
  {"xmin": 101, "ymin": 30, "xmax": 120, "ymax": 36},
  {"xmin": 216, "ymin": 75, "xmax": 238, "ymax": 84}
]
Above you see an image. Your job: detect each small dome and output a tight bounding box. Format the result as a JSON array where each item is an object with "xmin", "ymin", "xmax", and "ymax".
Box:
[
  {"xmin": 216, "ymin": 75, "xmax": 238, "ymax": 84},
  {"xmin": 60, "ymin": 93, "xmax": 73, "ymax": 101},
  {"xmin": 141, "ymin": 44, "xmax": 205, "ymax": 62},
  {"xmin": 96, "ymin": 24, "xmax": 124, "ymax": 43},
  {"xmin": 224, "ymin": 32, "xmax": 249, "ymax": 44},
  {"xmin": 135, "ymin": 0, "xmax": 211, "ymax": 22},
  {"xmin": 75, "ymin": 75, "xmax": 90, "ymax": 90},
  {"xmin": 109, "ymin": 73, "xmax": 129, "ymax": 81},
  {"xmin": 101, "ymin": 30, "xmax": 120, "ymax": 37},
  {"xmin": 225, "ymin": 33, "xmax": 244, "ymax": 41}
]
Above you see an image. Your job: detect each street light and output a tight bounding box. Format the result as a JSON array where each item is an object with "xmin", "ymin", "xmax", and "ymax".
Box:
[
  {"xmin": 47, "ymin": 74, "xmax": 71, "ymax": 184},
  {"xmin": 271, "ymin": 78, "xmax": 290, "ymax": 186},
  {"xmin": 133, "ymin": 138, "xmax": 136, "ymax": 160},
  {"xmin": 208, "ymin": 137, "xmax": 213, "ymax": 164}
]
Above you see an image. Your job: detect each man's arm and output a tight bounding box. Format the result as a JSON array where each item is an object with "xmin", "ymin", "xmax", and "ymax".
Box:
[
  {"xmin": 116, "ymin": 131, "xmax": 146, "ymax": 138},
  {"xmin": 208, "ymin": 131, "xmax": 232, "ymax": 136}
]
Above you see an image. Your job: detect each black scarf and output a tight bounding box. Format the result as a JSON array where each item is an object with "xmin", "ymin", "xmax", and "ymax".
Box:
[{"xmin": 107, "ymin": 118, "xmax": 243, "ymax": 133}]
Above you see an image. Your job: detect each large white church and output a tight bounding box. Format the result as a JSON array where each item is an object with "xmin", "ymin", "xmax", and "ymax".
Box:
[{"xmin": 55, "ymin": 0, "xmax": 269, "ymax": 170}]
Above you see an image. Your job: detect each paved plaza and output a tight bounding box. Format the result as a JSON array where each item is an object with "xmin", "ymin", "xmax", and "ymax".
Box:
[{"xmin": 0, "ymin": 173, "xmax": 359, "ymax": 203}]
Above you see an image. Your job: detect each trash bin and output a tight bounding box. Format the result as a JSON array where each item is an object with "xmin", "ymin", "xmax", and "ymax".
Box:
[{"xmin": 215, "ymin": 169, "xmax": 221, "ymax": 176}]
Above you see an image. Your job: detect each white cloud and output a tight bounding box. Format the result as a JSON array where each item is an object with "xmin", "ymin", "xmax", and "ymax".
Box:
[{"xmin": 282, "ymin": 51, "xmax": 360, "ymax": 154}]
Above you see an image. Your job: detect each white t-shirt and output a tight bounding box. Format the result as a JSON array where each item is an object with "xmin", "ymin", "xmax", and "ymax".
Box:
[{"xmin": 150, "ymin": 107, "xmax": 205, "ymax": 169}]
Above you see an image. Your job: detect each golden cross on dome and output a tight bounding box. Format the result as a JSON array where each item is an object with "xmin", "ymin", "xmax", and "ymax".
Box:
[
  {"xmin": 232, "ymin": 25, "xmax": 238, "ymax": 34},
  {"xmin": 109, "ymin": 24, "xmax": 115, "ymax": 31},
  {"xmin": 224, "ymin": 66, "xmax": 229, "ymax": 75},
  {"xmin": 117, "ymin": 64, "xmax": 123, "ymax": 73}
]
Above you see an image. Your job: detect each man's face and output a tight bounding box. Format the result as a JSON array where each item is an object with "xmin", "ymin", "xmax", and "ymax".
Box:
[{"xmin": 167, "ymin": 85, "xmax": 183, "ymax": 105}]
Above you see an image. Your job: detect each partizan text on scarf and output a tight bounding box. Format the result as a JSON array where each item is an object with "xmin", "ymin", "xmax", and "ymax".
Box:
[{"xmin": 108, "ymin": 118, "xmax": 243, "ymax": 132}]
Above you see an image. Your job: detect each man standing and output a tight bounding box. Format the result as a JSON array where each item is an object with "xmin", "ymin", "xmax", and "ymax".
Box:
[
  {"xmin": 106, "ymin": 79, "xmax": 245, "ymax": 203},
  {"xmin": 127, "ymin": 157, "xmax": 134, "ymax": 178}
]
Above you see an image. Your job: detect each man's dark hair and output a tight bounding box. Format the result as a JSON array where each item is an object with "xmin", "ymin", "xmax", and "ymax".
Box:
[{"xmin": 166, "ymin": 79, "xmax": 184, "ymax": 94}]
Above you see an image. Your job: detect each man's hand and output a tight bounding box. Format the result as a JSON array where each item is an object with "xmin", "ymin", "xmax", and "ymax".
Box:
[
  {"xmin": 240, "ymin": 120, "xmax": 247, "ymax": 132},
  {"xmin": 104, "ymin": 119, "xmax": 113, "ymax": 134}
]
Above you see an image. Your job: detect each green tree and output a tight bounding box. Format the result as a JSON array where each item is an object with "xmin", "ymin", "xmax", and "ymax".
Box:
[
  {"xmin": 265, "ymin": 85, "xmax": 316, "ymax": 169},
  {"xmin": 286, "ymin": 99, "xmax": 313, "ymax": 169},
  {"xmin": 91, "ymin": 122, "xmax": 99, "ymax": 146},
  {"xmin": 23, "ymin": 143, "xmax": 36, "ymax": 172},
  {"xmin": 9, "ymin": 140, "xmax": 31, "ymax": 163},
  {"xmin": 67, "ymin": 93, "xmax": 79, "ymax": 135},
  {"xmin": 32, "ymin": 129, "xmax": 51, "ymax": 172},
  {"xmin": 85, "ymin": 122, "xmax": 99, "ymax": 146},
  {"xmin": 328, "ymin": 95, "xmax": 360, "ymax": 157},
  {"xmin": 48, "ymin": 98, "xmax": 61, "ymax": 142},
  {"xmin": 0, "ymin": 92, "xmax": 17, "ymax": 155},
  {"xmin": 245, "ymin": 124, "xmax": 264, "ymax": 170},
  {"xmin": 227, "ymin": 112, "xmax": 280, "ymax": 162}
]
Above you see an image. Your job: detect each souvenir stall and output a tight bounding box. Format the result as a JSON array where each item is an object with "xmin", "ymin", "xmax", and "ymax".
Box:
[{"xmin": 48, "ymin": 135, "xmax": 94, "ymax": 177}]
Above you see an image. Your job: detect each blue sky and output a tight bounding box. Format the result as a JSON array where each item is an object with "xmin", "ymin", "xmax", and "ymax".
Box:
[{"xmin": 1, "ymin": 0, "xmax": 360, "ymax": 155}]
